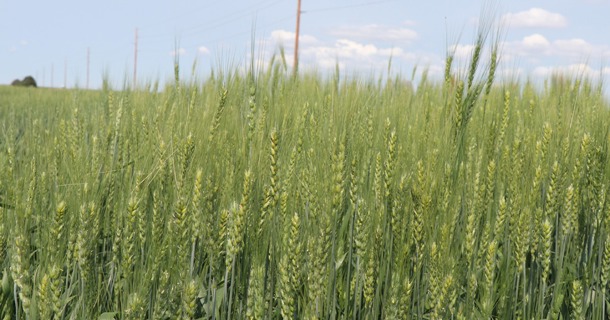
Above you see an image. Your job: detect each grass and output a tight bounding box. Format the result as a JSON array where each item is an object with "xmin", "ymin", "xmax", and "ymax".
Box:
[{"xmin": 1, "ymin": 29, "xmax": 610, "ymax": 319}]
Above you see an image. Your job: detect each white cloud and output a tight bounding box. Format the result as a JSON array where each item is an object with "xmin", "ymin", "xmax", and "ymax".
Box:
[
  {"xmin": 503, "ymin": 35, "xmax": 609, "ymax": 59},
  {"xmin": 424, "ymin": 64, "xmax": 445, "ymax": 78},
  {"xmin": 553, "ymin": 39, "xmax": 595, "ymax": 57},
  {"xmin": 8, "ymin": 40, "xmax": 28, "ymax": 53},
  {"xmin": 170, "ymin": 48, "xmax": 186, "ymax": 56},
  {"xmin": 498, "ymin": 67, "xmax": 525, "ymax": 79},
  {"xmin": 303, "ymin": 39, "xmax": 412, "ymax": 63},
  {"xmin": 270, "ymin": 30, "xmax": 317, "ymax": 46},
  {"xmin": 334, "ymin": 39, "xmax": 379, "ymax": 57},
  {"xmin": 198, "ymin": 46, "xmax": 210, "ymax": 55},
  {"xmin": 329, "ymin": 24, "xmax": 418, "ymax": 43},
  {"xmin": 271, "ymin": 30, "xmax": 293, "ymax": 42},
  {"xmin": 522, "ymin": 34, "xmax": 550, "ymax": 51},
  {"xmin": 502, "ymin": 8, "xmax": 567, "ymax": 28},
  {"xmin": 266, "ymin": 28, "xmax": 417, "ymax": 72},
  {"xmin": 533, "ymin": 63, "xmax": 602, "ymax": 78},
  {"xmin": 449, "ymin": 44, "xmax": 475, "ymax": 59},
  {"xmin": 532, "ymin": 66, "xmax": 552, "ymax": 77}
]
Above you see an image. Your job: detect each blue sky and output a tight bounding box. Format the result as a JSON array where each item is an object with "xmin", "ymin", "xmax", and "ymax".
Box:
[{"xmin": 2, "ymin": 0, "xmax": 610, "ymax": 89}]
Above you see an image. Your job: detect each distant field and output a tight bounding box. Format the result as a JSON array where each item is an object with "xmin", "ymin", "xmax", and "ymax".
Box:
[{"xmin": 1, "ymin": 40, "xmax": 610, "ymax": 319}]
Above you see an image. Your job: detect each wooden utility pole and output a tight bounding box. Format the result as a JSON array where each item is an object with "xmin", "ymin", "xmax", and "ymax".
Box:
[
  {"xmin": 134, "ymin": 28, "xmax": 138, "ymax": 88},
  {"xmin": 293, "ymin": 0, "xmax": 302, "ymax": 74},
  {"xmin": 64, "ymin": 59, "xmax": 67, "ymax": 88},
  {"xmin": 86, "ymin": 47, "xmax": 90, "ymax": 89}
]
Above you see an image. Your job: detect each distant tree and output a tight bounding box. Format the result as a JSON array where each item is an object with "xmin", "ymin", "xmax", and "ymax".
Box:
[
  {"xmin": 21, "ymin": 76, "xmax": 37, "ymax": 87},
  {"xmin": 11, "ymin": 76, "xmax": 37, "ymax": 87}
]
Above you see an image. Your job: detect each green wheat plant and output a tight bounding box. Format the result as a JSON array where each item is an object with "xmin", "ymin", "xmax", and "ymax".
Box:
[{"xmin": 0, "ymin": 16, "xmax": 609, "ymax": 319}]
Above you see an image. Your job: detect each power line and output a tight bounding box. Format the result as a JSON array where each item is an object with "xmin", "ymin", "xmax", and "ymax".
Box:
[
  {"xmin": 133, "ymin": 13, "xmax": 293, "ymax": 59},
  {"xmin": 181, "ymin": 0, "xmax": 286, "ymax": 36},
  {"xmin": 139, "ymin": 0, "xmax": 285, "ymax": 40},
  {"xmin": 204, "ymin": 14, "xmax": 293, "ymax": 45},
  {"xmin": 138, "ymin": 1, "xmax": 217, "ymax": 29},
  {"xmin": 303, "ymin": 0, "xmax": 399, "ymax": 13},
  {"xmin": 86, "ymin": 47, "xmax": 90, "ymax": 89}
]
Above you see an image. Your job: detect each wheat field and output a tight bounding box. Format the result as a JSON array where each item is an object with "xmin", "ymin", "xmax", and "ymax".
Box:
[{"xmin": 1, "ymin": 33, "xmax": 610, "ymax": 319}]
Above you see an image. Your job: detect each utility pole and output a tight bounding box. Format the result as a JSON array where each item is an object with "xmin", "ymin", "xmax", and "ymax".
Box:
[
  {"xmin": 64, "ymin": 59, "xmax": 67, "ymax": 88},
  {"xmin": 86, "ymin": 47, "xmax": 90, "ymax": 89},
  {"xmin": 293, "ymin": 0, "xmax": 302, "ymax": 74},
  {"xmin": 134, "ymin": 28, "xmax": 138, "ymax": 88}
]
